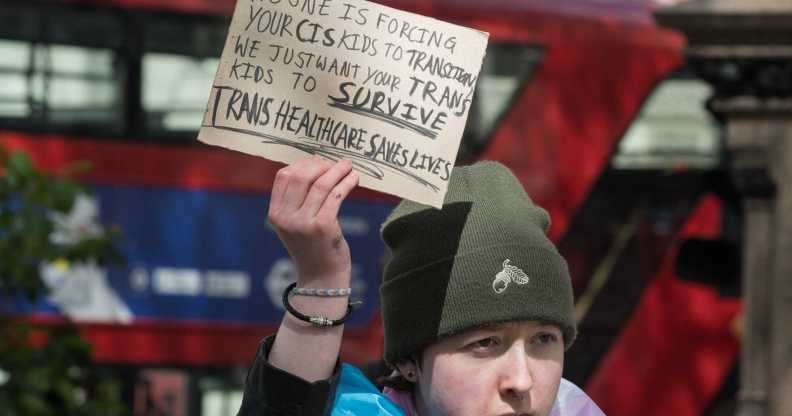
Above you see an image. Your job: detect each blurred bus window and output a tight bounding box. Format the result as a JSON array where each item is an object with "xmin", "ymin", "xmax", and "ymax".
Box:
[
  {"xmin": 0, "ymin": 4, "xmax": 125, "ymax": 135},
  {"xmin": 143, "ymin": 53, "xmax": 219, "ymax": 133},
  {"xmin": 459, "ymin": 43, "xmax": 544, "ymax": 162},
  {"xmin": 198, "ymin": 376, "xmax": 243, "ymax": 416},
  {"xmin": 142, "ymin": 14, "xmax": 227, "ymax": 138},
  {"xmin": 613, "ymin": 73, "xmax": 722, "ymax": 170},
  {"xmin": 0, "ymin": 40, "xmax": 30, "ymax": 118}
]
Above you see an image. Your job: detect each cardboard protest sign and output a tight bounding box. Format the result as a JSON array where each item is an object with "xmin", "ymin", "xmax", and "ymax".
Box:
[{"xmin": 198, "ymin": 0, "xmax": 489, "ymax": 208}]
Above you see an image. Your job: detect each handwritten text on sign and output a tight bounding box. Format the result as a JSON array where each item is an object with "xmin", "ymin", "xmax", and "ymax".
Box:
[{"xmin": 198, "ymin": 0, "xmax": 489, "ymax": 208}]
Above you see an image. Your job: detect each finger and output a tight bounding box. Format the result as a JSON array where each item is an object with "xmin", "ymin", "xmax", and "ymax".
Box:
[
  {"xmin": 317, "ymin": 167, "xmax": 359, "ymax": 221},
  {"xmin": 269, "ymin": 164, "xmax": 290, "ymax": 216},
  {"xmin": 300, "ymin": 160, "xmax": 353, "ymax": 217},
  {"xmin": 281, "ymin": 156, "xmax": 332, "ymax": 211}
]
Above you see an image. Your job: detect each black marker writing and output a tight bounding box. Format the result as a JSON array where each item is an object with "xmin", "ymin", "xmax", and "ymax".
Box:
[
  {"xmin": 234, "ymin": 35, "xmax": 261, "ymax": 58},
  {"xmin": 405, "ymin": 49, "xmax": 478, "ymax": 89},
  {"xmin": 329, "ymin": 82, "xmax": 447, "ymax": 139},
  {"xmin": 291, "ymin": 72, "xmax": 317, "ymax": 92},
  {"xmin": 268, "ymin": 44, "xmax": 363, "ymax": 79},
  {"xmin": 246, "ymin": 6, "xmax": 295, "ymax": 37},
  {"xmin": 375, "ymin": 12, "xmax": 457, "ymax": 54},
  {"xmin": 364, "ymin": 134, "xmax": 452, "ymax": 180},
  {"xmin": 262, "ymin": 0, "xmax": 332, "ymax": 17},
  {"xmin": 206, "ymin": 86, "xmax": 451, "ymax": 187},
  {"xmin": 295, "ymin": 18, "xmax": 336, "ymax": 46},
  {"xmin": 339, "ymin": 3, "xmax": 369, "ymax": 26},
  {"xmin": 363, "ymin": 67, "xmax": 400, "ymax": 93},
  {"xmin": 229, "ymin": 58, "xmax": 275, "ymax": 84},
  {"xmin": 407, "ymin": 75, "xmax": 469, "ymax": 116},
  {"xmin": 271, "ymin": 100, "xmax": 368, "ymax": 152},
  {"xmin": 217, "ymin": 86, "xmax": 276, "ymax": 127}
]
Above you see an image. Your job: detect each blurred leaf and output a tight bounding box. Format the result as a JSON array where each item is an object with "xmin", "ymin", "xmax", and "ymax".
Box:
[
  {"xmin": 5, "ymin": 153, "xmax": 34, "ymax": 189},
  {"xmin": 0, "ymin": 148, "xmax": 129, "ymax": 415},
  {"xmin": 25, "ymin": 367, "xmax": 51, "ymax": 394},
  {"xmin": 49, "ymin": 180, "xmax": 81, "ymax": 213},
  {"xmin": 19, "ymin": 393, "xmax": 52, "ymax": 416}
]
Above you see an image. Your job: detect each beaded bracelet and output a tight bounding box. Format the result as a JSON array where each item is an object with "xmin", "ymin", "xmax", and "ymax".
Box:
[
  {"xmin": 291, "ymin": 286, "xmax": 352, "ymax": 297},
  {"xmin": 282, "ymin": 282, "xmax": 356, "ymax": 327}
]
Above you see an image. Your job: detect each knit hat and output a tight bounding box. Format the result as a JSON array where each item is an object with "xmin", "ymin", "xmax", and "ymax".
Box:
[{"xmin": 379, "ymin": 161, "xmax": 576, "ymax": 364}]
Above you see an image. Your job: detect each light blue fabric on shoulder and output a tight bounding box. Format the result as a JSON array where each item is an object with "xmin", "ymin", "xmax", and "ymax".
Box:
[{"xmin": 332, "ymin": 364, "xmax": 406, "ymax": 416}]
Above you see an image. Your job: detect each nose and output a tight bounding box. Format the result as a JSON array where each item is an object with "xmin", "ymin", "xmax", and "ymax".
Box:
[{"xmin": 499, "ymin": 344, "xmax": 534, "ymax": 402}]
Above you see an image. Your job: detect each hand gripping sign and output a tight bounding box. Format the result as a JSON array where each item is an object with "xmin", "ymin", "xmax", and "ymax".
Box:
[{"xmin": 198, "ymin": 0, "xmax": 489, "ymax": 208}]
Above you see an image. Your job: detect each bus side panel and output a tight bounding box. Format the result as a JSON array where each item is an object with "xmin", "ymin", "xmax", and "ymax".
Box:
[{"xmin": 1, "ymin": 132, "xmax": 394, "ymax": 365}]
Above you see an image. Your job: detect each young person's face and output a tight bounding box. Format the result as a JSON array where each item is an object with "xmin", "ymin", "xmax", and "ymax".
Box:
[{"xmin": 408, "ymin": 321, "xmax": 564, "ymax": 416}]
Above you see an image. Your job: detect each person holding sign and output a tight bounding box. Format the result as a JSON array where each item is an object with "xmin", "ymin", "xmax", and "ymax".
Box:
[{"xmin": 236, "ymin": 157, "xmax": 604, "ymax": 415}]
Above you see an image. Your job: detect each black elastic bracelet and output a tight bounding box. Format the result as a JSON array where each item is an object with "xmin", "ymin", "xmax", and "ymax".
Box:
[{"xmin": 282, "ymin": 282, "xmax": 356, "ymax": 327}]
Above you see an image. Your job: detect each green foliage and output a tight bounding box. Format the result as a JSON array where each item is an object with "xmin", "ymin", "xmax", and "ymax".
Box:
[{"xmin": 0, "ymin": 146, "xmax": 129, "ymax": 415}]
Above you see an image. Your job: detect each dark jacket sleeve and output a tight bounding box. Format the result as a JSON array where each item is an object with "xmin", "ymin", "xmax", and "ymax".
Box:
[{"xmin": 236, "ymin": 334, "xmax": 342, "ymax": 416}]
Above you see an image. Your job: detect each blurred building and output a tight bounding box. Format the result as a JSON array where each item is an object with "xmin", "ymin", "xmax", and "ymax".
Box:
[{"xmin": 657, "ymin": 1, "xmax": 792, "ymax": 415}]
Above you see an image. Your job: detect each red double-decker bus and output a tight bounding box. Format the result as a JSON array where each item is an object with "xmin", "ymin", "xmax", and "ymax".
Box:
[{"xmin": 0, "ymin": 0, "xmax": 741, "ymax": 414}]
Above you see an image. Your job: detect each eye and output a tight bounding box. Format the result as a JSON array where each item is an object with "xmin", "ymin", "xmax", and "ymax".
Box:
[
  {"xmin": 532, "ymin": 332, "xmax": 559, "ymax": 345},
  {"xmin": 466, "ymin": 336, "xmax": 500, "ymax": 352}
]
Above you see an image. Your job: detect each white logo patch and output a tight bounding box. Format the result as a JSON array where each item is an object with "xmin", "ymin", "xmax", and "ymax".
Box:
[{"xmin": 492, "ymin": 259, "xmax": 530, "ymax": 294}]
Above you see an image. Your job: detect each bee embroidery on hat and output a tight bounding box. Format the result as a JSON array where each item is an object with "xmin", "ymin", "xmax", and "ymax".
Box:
[{"xmin": 492, "ymin": 259, "xmax": 530, "ymax": 294}]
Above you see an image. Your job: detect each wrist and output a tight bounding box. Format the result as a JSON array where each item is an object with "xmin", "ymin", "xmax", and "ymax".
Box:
[
  {"xmin": 284, "ymin": 289, "xmax": 351, "ymax": 329},
  {"xmin": 297, "ymin": 267, "xmax": 352, "ymax": 288},
  {"xmin": 282, "ymin": 282, "xmax": 354, "ymax": 327}
]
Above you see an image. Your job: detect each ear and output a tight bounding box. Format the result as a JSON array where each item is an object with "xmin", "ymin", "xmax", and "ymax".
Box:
[{"xmin": 395, "ymin": 360, "xmax": 419, "ymax": 383}]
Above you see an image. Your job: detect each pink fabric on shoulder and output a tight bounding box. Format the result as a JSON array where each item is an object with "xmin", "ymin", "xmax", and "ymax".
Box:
[
  {"xmin": 383, "ymin": 387, "xmax": 418, "ymax": 416},
  {"xmin": 551, "ymin": 378, "xmax": 606, "ymax": 416}
]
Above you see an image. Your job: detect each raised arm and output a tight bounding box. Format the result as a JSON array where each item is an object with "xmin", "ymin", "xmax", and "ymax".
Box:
[{"xmin": 266, "ymin": 156, "xmax": 359, "ymax": 382}]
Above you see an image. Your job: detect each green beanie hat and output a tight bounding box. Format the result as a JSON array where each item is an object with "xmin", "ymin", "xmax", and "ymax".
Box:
[{"xmin": 379, "ymin": 161, "xmax": 576, "ymax": 364}]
